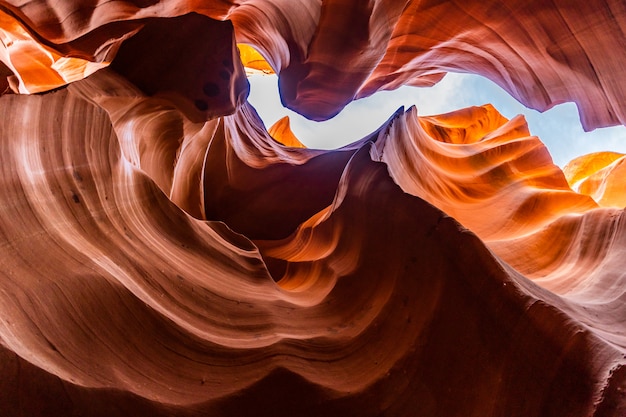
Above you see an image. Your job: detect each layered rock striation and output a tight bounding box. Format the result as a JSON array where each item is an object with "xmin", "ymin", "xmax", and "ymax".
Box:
[{"xmin": 0, "ymin": 2, "xmax": 625, "ymax": 416}]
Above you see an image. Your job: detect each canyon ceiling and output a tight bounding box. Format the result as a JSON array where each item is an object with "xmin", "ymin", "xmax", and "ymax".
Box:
[{"xmin": 0, "ymin": 1, "xmax": 625, "ymax": 416}]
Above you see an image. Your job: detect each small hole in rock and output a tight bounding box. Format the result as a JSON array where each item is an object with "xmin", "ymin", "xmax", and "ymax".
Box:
[
  {"xmin": 194, "ymin": 99, "xmax": 208, "ymax": 111},
  {"xmin": 203, "ymin": 82, "xmax": 220, "ymax": 97}
]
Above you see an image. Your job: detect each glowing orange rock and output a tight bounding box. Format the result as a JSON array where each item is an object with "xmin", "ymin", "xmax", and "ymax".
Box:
[
  {"xmin": 268, "ymin": 116, "xmax": 306, "ymax": 148},
  {"xmin": 238, "ymin": 44, "xmax": 275, "ymax": 75},
  {"xmin": 374, "ymin": 104, "xmax": 598, "ymax": 240},
  {"xmin": 2, "ymin": 1, "xmax": 626, "ymax": 130},
  {"xmin": 2, "ymin": 81, "xmax": 624, "ymax": 416},
  {"xmin": 0, "ymin": 8, "xmax": 109, "ymax": 93},
  {"xmin": 0, "ymin": 1, "xmax": 626, "ymax": 417},
  {"xmin": 564, "ymin": 152, "xmax": 626, "ymax": 208}
]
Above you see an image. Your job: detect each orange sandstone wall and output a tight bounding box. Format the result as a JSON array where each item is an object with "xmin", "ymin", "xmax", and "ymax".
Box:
[{"xmin": 0, "ymin": 2, "xmax": 625, "ymax": 417}]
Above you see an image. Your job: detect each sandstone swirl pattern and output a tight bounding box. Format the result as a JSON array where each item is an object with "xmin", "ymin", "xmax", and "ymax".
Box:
[{"xmin": 0, "ymin": 2, "xmax": 625, "ymax": 416}]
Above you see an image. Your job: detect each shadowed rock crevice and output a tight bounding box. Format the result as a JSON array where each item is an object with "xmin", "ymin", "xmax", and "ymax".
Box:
[{"xmin": 0, "ymin": 1, "xmax": 625, "ymax": 416}]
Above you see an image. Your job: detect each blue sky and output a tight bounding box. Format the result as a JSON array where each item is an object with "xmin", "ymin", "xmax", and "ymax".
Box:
[{"xmin": 248, "ymin": 73, "xmax": 626, "ymax": 167}]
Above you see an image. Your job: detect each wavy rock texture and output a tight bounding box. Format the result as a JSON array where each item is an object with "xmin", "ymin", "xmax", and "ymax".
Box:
[
  {"xmin": 564, "ymin": 152, "xmax": 626, "ymax": 209},
  {"xmin": 0, "ymin": 2, "xmax": 625, "ymax": 417},
  {"xmin": 2, "ymin": 0, "xmax": 626, "ymax": 128}
]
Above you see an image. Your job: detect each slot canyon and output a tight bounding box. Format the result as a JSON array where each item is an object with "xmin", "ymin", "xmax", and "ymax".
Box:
[{"xmin": 0, "ymin": 1, "xmax": 625, "ymax": 416}]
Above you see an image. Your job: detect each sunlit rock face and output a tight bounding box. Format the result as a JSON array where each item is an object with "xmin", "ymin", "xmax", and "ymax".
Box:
[
  {"xmin": 0, "ymin": 2, "xmax": 625, "ymax": 416},
  {"xmin": 564, "ymin": 152, "xmax": 626, "ymax": 209}
]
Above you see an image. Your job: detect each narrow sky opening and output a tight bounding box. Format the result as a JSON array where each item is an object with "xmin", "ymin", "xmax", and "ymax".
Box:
[{"xmin": 248, "ymin": 73, "xmax": 626, "ymax": 167}]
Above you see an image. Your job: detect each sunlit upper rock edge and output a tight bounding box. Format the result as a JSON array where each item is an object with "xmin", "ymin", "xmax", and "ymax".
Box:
[
  {"xmin": 2, "ymin": 0, "xmax": 626, "ymax": 130},
  {"xmin": 0, "ymin": 1, "xmax": 625, "ymax": 417}
]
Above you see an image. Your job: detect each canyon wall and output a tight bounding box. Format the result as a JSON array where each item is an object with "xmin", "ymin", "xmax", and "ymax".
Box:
[{"xmin": 0, "ymin": 1, "xmax": 625, "ymax": 416}]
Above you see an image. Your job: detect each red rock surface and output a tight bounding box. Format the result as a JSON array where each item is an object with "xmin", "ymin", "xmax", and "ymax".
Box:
[
  {"xmin": 564, "ymin": 152, "xmax": 626, "ymax": 208},
  {"xmin": 0, "ymin": 2, "xmax": 625, "ymax": 417}
]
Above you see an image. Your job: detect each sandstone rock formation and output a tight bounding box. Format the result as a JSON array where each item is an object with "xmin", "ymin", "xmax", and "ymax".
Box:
[
  {"xmin": 564, "ymin": 152, "xmax": 626, "ymax": 209},
  {"xmin": 0, "ymin": 1, "xmax": 625, "ymax": 416}
]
